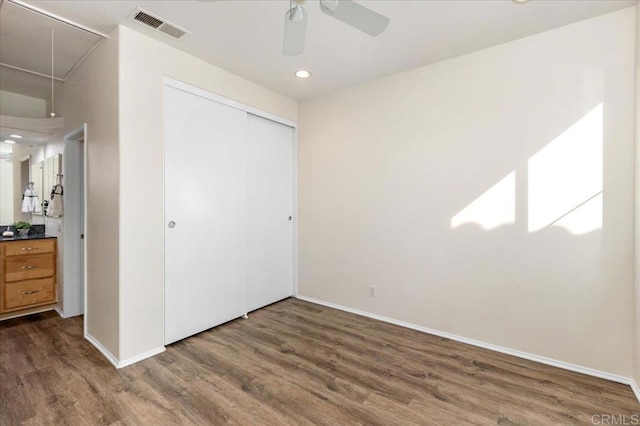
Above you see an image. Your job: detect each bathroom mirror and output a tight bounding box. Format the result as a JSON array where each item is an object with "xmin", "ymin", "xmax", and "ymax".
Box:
[
  {"xmin": 0, "ymin": 147, "xmax": 62, "ymax": 224},
  {"xmin": 30, "ymin": 160, "xmax": 44, "ymax": 216},
  {"xmin": 42, "ymin": 154, "xmax": 61, "ymax": 216},
  {"xmin": 0, "ymin": 142, "xmax": 13, "ymax": 224}
]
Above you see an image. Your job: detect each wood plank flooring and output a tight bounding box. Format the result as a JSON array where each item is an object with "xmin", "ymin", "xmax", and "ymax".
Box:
[{"xmin": 1, "ymin": 298, "xmax": 638, "ymax": 425}]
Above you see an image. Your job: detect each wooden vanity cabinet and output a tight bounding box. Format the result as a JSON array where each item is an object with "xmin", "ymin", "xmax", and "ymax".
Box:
[{"xmin": 0, "ymin": 239, "xmax": 57, "ymax": 314}]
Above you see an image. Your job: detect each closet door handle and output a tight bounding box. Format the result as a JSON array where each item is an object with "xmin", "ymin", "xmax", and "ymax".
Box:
[
  {"xmin": 21, "ymin": 265, "xmax": 37, "ymax": 270},
  {"xmin": 21, "ymin": 290, "xmax": 40, "ymax": 295},
  {"xmin": 288, "ymin": 216, "xmax": 293, "ymax": 221},
  {"xmin": 168, "ymin": 221, "xmax": 176, "ymax": 229}
]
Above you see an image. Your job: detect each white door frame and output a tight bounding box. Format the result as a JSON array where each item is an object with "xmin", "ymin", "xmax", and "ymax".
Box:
[
  {"xmin": 161, "ymin": 77, "xmax": 299, "ymax": 339},
  {"xmin": 163, "ymin": 77, "xmax": 297, "ymax": 129},
  {"xmin": 62, "ymin": 124, "xmax": 88, "ymax": 322}
]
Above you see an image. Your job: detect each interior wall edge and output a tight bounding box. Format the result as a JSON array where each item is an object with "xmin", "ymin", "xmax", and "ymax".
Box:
[
  {"xmin": 85, "ymin": 331, "xmax": 164, "ymax": 369},
  {"xmin": 84, "ymin": 331, "xmax": 120, "ymax": 369},
  {"xmin": 116, "ymin": 346, "xmax": 165, "ymax": 369},
  {"xmin": 56, "ymin": 24, "xmax": 121, "ymax": 361},
  {"xmin": 634, "ymin": 2, "xmax": 640, "ymax": 386},
  {"xmin": 297, "ymin": 295, "xmax": 637, "ymax": 392}
]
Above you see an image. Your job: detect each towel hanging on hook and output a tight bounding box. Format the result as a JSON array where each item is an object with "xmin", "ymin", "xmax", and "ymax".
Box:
[
  {"xmin": 48, "ymin": 175, "xmax": 64, "ymax": 218},
  {"xmin": 21, "ymin": 183, "xmax": 41, "ymax": 214}
]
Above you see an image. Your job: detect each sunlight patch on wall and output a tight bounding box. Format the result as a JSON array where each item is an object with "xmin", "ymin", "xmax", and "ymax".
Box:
[
  {"xmin": 451, "ymin": 172, "xmax": 515, "ymax": 230},
  {"xmin": 528, "ymin": 104, "xmax": 603, "ymax": 234},
  {"xmin": 550, "ymin": 192, "xmax": 602, "ymax": 235}
]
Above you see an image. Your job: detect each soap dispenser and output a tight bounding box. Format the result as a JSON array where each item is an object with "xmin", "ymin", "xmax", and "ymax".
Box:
[{"xmin": 2, "ymin": 226, "xmax": 14, "ymax": 238}]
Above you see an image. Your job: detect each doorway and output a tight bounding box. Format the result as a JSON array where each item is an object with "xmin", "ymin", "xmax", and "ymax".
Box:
[{"xmin": 62, "ymin": 125, "xmax": 86, "ymax": 318}]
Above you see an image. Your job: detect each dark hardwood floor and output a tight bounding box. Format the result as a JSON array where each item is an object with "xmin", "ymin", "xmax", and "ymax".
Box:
[{"xmin": 1, "ymin": 298, "xmax": 638, "ymax": 425}]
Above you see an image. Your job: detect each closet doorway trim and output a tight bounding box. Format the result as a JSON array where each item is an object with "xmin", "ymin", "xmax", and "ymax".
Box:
[{"xmin": 162, "ymin": 77, "xmax": 297, "ymax": 129}]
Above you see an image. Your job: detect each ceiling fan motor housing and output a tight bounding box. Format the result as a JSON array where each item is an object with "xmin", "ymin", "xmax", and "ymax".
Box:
[
  {"xmin": 284, "ymin": 0, "xmax": 390, "ymax": 56},
  {"xmin": 320, "ymin": 0, "xmax": 340, "ymax": 12}
]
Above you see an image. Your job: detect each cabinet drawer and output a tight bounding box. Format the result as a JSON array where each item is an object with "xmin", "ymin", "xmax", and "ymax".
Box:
[
  {"xmin": 4, "ymin": 278, "xmax": 55, "ymax": 311},
  {"xmin": 4, "ymin": 253, "xmax": 55, "ymax": 282},
  {"xmin": 4, "ymin": 239, "xmax": 55, "ymax": 257}
]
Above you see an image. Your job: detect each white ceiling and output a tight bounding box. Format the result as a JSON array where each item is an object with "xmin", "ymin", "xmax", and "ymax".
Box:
[{"xmin": 5, "ymin": 0, "xmax": 639, "ymax": 101}]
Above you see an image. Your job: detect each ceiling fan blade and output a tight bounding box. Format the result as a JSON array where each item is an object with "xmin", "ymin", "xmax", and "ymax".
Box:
[
  {"xmin": 283, "ymin": 5, "xmax": 308, "ymax": 56},
  {"xmin": 319, "ymin": 0, "xmax": 389, "ymax": 36}
]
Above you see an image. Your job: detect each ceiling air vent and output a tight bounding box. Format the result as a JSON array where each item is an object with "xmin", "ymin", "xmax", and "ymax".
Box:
[
  {"xmin": 129, "ymin": 8, "xmax": 190, "ymax": 40},
  {"xmin": 158, "ymin": 24, "xmax": 187, "ymax": 39}
]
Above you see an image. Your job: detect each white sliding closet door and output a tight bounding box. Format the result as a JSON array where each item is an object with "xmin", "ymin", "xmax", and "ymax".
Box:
[
  {"xmin": 164, "ymin": 86, "xmax": 248, "ymax": 345},
  {"xmin": 247, "ymin": 114, "xmax": 294, "ymax": 312}
]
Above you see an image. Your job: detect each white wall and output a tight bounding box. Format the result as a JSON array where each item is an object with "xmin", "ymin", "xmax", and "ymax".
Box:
[
  {"xmin": 634, "ymin": 4, "xmax": 640, "ymax": 385},
  {"xmin": 56, "ymin": 30, "xmax": 120, "ymax": 357},
  {"xmin": 299, "ymin": 8, "xmax": 635, "ymax": 376},
  {"xmin": 0, "ymin": 90, "xmax": 46, "ymax": 118},
  {"xmin": 117, "ymin": 26, "xmax": 297, "ymax": 361}
]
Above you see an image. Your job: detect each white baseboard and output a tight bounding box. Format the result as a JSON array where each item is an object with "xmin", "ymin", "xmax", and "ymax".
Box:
[
  {"xmin": 296, "ymin": 296, "xmax": 636, "ymax": 390},
  {"xmin": 631, "ymin": 380, "xmax": 640, "ymax": 404},
  {"xmin": 54, "ymin": 306, "xmax": 64, "ymax": 318},
  {"xmin": 85, "ymin": 332, "xmax": 120, "ymax": 368},
  {"xmin": 118, "ymin": 347, "xmax": 166, "ymax": 369},
  {"xmin": 85, "ymin": 331, "xmax": 165, "ymax": 369},
  {"xmin": 54, "ymin": 305, "xmax": 82, "ymax": 319}
]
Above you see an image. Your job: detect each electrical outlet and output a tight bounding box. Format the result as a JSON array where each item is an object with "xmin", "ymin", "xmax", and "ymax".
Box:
[{"xmin": 369, "ymin": 285, "xmax": 376, "ymax": 298}]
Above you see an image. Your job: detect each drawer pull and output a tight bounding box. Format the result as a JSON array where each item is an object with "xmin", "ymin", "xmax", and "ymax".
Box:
[
  {"xmin": 20, "ymin": 265, "xmax": 37, "ymax": 270},
  {"xmin": 21, "ymin": 290, "xmax": 40, "ymax": 295},
  {"xmin": 21, "ymin": 247, "xmax": 38, "ymax": 251}
]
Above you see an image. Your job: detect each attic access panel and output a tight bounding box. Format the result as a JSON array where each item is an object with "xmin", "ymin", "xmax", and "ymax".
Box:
[{"xmin": 0, "ymin": 1, "xmax": 102, "ymax": 79}]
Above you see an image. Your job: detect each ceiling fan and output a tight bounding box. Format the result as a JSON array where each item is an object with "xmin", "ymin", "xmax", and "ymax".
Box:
[{"xmin": 283, "ymin": 0, "xmax": 390, "ymax": 56}]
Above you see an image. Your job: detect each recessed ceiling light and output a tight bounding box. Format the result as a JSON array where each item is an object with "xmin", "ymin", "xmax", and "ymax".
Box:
[
  {"xmin": 295, "ymin": 70, "xmax": 312, "ymax": 79},
  {"xmin": 513, "ymin": 0, "xmax": 529, "ymax": 3},
  {"xmin": 9, "ymin": 134, "xmax": 22, "ymax": 139},
  {"xmin": 3, "ymin": 140, "xmax": 15, "ymax": 144}
]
